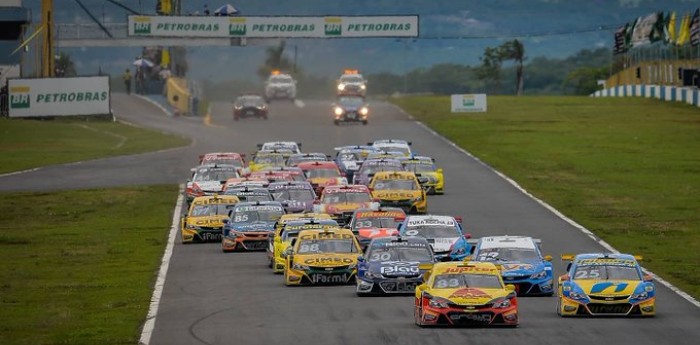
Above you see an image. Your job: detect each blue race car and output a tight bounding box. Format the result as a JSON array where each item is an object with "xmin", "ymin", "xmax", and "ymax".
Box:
[
  {"xmin": 221, "ymin": 201, "xmax": 285, "ymax": 252},
  {"xmin": 470, "ymin": 235, "xmax": 554, "ymax": 296},
  {"xmin": 268, "ymin": 181, "xmax": 317, "ymax": 213},
  {"xmin": 398, "ymin": 215, "xmax": 471, "ymax": 261},
  {"xmin": 356, "ymin": 236, "xmax": 434, "ymax": 296},
  {"xmin": 333, "ymin": 145, "xmax": 379, "ymax": 183}
]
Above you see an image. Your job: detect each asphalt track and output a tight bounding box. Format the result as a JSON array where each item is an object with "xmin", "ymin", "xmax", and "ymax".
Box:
[{"xmin": 2, "ymin": 94, "xmax": 699, "ymax": 344}]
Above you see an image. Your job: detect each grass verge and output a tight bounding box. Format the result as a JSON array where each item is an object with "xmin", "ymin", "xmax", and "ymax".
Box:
[
  {"xmin": 392, "ymin": 95, "xmax": 700, "ymax": 299},
  {"xmin": 0, "ymin": 118, "xmax": 189, "ymax": 174},
  {"xmin": 0, "ymin": 185, "xmax": 179, "ymax": 345}
]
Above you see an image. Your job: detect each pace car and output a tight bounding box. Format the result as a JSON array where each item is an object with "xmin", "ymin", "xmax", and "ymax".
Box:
[
  {"xmin": 399, "ymin": 215, "xmax": 471, "ymax": 261},
  {"xmin": 332, "ymin": 96, "xmax": 369, "ymax": 125},
  {"xmin": 233, "ymin": 94, "xmax": 268, "ymax": 121},
  {"xmin": 268, "ymin": 219, "xmax": 340, "ymax": 273},
  {"xmin": 181, "ymin": 195, "xmax": 240, "ymax": 244},
  {"xmin": 557, "ymin": 253, "xmax": 655, "ymax": 317},
  {"xmin": 186, "ymin": 164, "xmax": 240, "ymax": 206},
  {"xmin": 356, "ymin": 236, "xmax": 435, "ymax": 296},
  {"xmin": 414, "ymin": 261, "xmax": 519, "ymax": 327},
  {"xmin": 352, "ymin": 158, "xmax": 404, "ymax": 186},
  {"xmin": 283, "ymin": 228, "xmax": 362, "ymax": 286},
  {"xmin": 369, "ymin": 171, "xmax": 427, "ymax": 214},
  {"xmin": 336, "ymin": 69, "xmax": 367, "ymax": 97},
  {"xmin": 348, "ymin": 208, "xmax": 406, "ymax": 250},
  {"xmin": 264, "ymin": 71, "xmax": 297, "ymax": 101},
  {"xmin": 313, "ymin": 185, "xmax": 379, "ymax": 226},
  {"xmin": 221, "ymin": 201, "xmax": 285, "ymax": 252},
  {"xmin": 471, "ymin": 236, "xmax": 554, "ymax": 296},
  {"xmin": 399, "ymin": 156, "xmax": 444, "ymax": 195},
  {"xmin": 268, "ymin": 181, "xmax": 317, "ymax": 213}
]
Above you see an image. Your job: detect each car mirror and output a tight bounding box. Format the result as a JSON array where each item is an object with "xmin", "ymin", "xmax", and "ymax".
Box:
[
  {"xmin": 559, "ymin": 274, "xmax": 570, "ymax": 281},
  {"xmin": 222, "ymin": 218, "xmax": 229, "ymax": 224},
  {"xmin": 506, "ymin": 284, "xmax": 516, "ymax": 292},
  {"xmin": 544, "ymin": 255, "xmax": 552, "ymax": 262},
  {"xmin": 643, "ymin": 274, "xmax": 654, "ymax": 282},
  {"xmin": 357, "ymin": 255, "xmax": 365, "ymax": 262}
]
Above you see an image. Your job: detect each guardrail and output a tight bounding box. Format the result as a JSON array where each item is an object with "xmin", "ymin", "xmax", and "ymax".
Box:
[{"xmin": 592, "ymin": 84, "xmax": 700, "ymax": 107}]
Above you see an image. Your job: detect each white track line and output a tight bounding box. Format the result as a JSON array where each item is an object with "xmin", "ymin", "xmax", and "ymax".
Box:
[
  {"xmin": 392, "ymin": 103, "xmax": 700, "ymax": 309},
  {"xmin": 294, "ymin": 99, "xmax": 306, "ymax": 108},
  {"xmin": 133, "ymin": 94, "xmax": 174, "ymax": 117},
  {"xmin": 139, "ymin": 184, "xmax": 184, "ymax": 345},
  {"xmin": 75, "ymin": 124, "xmax": 128, "ymax": 149}
]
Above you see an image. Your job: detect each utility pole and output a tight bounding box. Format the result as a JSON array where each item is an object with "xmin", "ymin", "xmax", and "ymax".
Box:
[{"xmin": 41, "ymin": 0, "xmax": 54, "ymax": 77}]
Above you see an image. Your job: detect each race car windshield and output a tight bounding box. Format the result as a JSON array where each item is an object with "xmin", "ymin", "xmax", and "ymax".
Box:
[
  {"xmin": 323, "ymin": 192, "xmax": 371, "ymax": 203},
  {"xmin": 403, "ymin": 162, "xmax": 435, "ymax": 173},
  {"xmin": 204, "ymin": 158, "xmax": 243, "ymax": 168},
  {"xmin": 338, "ymin": 152, "xmax": 362, "ymax": 161},
  {"xmin": 475, "ymin": 248, "xmax": 539, "ymax": 262},
  {"xmin": 271, "ymin": 189, "xmax": 315, "ymax": 201},
  {"xmin": 288, "ymin": 156, "xmax": 324, "ymax": 165},
  {"xmin": 353, "ymin": 218, "xmax": 398, "ymax": 229},
  {"xmin": 432, "ymin": 274, "xmax": 503, "ymax": 289},
  {"xmin": 238, "ymin": 96, "xmax": 264, "ymax": 106},
  {"xmin": 377, "ymin": 145, "xmax": 410, "ymax": 155},
  {"xmin": 341, "ymin": 76, "xmax": 363, "ymax": 83},
  {"xmin": 573, "ymin": 265, "xmax": 641, "ymax": 280},
  {"xmin": 232, "ymin": 208, "xmax": 285, "ymax": 223},
  {"xmin": 236, "ymin": 194, "xmax": 273, "ymax": 202},
  {"xmin": 281, "ymin": 230, "xmax": 302, "ymax": 241},
  {"xmin": 305, "ymin": 168, "xmax": 340, "ymax": 178},
  {"xmin": 191, "ymin": 204, "xmax": 236, "ymax": 217},
  {"xmin": 367, "ymin": 246, "xmax": 432, "ymax": 262},
  {"xmin": 373, "ymin": 179, "xmax": 418, "ymax": 190},
  {"xmin": 270, "ymin": 76, "xmax": 293, "ymax": 83},
  {"xmin": 254, "ymin": 155, "xmax": 286, "ymax": 165},
  {"xmin": 194, "ymin": 170, "xmax": 239, "ymax": 181},
  {"xmin": 360, "ymin": 164, "xmax": 403, "ymax": 176},
  {"xmin": 405, "ymin": 226, "xmax": 457, "ymax": 239},
  {"xmin": 297, "ymin": 239, "xmax": 358, "ymax": 254}
]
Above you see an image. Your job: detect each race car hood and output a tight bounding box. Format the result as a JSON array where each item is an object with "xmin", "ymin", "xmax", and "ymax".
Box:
[
  {"xmin": 308, "ymin": 177, "xmax": 346, "ymax": 186},
  {"xmin": 573, "ymin": 279, "xmax": 642, "ymax": 297},
  {"xmin": 430, "ymin": 287, "xmax": 511, "ymax": 306},
  {"xmin": 322, "ymin": 202, "xmax": 373, "ymax": 214},
  {"xmin": 369, "ymin": 260, "xmax": 422, "ymax": 277},
  {"xmin": 280, "ymin": 200, "xmax": 313, "ymax": 213},
  {"xmin": 295, "ymin": 253, "xmax": 358, "ymax": 267},
  {"xmin": 193, "ymin": 181, "xmax": 225, "ymax": 192},
  {"xmin": 186, "ymin": 215, "xmax": 228, "ymax": 227},
  {"xmin": 498, "ymin": 260, "xmax": 544, "ymax": 277},
  {"xmin": 357, "ymin": 228, "xmax": 399, "ymax": 241},
  {"xmin": 426, "ymin": 237, "xmax": 460, "ymax": 253},
  {"xmin": 229, "ymin": 221, "xmax": 275, "ymax": 232},
  {"xmin": 372, "ymin": 190, "xmax": 421, "ymax": 200}
]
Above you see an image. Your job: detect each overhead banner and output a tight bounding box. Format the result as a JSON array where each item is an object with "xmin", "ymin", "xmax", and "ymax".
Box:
[
  {"xmin": 451, "ymin": 94, "xmax": 487, "ymax": 113},
  {"xmin": 8, "ymin": 76, "xmax": 111, "ymax": 117},
  {"xmin": 128, "ymin": 15, "xmax": 419, "ymax": 38}
]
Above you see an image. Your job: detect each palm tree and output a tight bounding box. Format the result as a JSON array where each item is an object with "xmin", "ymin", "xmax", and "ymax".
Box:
[
  {"xmin": 257, "ymin": 40, "xmax": 293, "ymax": 80},
  {"xmin": 500, "ymin": 40, "xmax": 526, "ymax": 95}
]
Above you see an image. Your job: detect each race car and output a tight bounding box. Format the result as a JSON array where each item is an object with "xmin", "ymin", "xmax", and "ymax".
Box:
[
  {"xmin": 283, "ymin": 228, "xmax": 362, "ymax": 286},
  {"xmin": 414, "ymin": 261, "xmax": 519, "ymax": 327},
  {"xmin": 198, "ymin": 152, "xmax": 247, "ymax": 170},
  {"xmin": 249, "ymin": 170, "xmax": 296, "ymax": 184},
  {"xmin": 348, "ymin": 208, "xmax": 406, "ymax": 250},
  {"xmin": 313, "ymin": 185, "xmax": 379, "ymax": 226},
  {"xmin": 297, "ymin": 161, "xmax": 348, "ymax": 195},
  {"xmin": 365, "ymin": 150, "xmax": 406, "ymax": 160},
  {"xmin": 273, "ymin": 213, "xmax": 333, "ymax": 238},
  {"xmin": 286, "ymin": 153, "xmax": 330, "ymax": 167},
  {"xmin": 261, "ymin": 166, "xmax": 306, "ymax": 182},
  {"xmin": 333, "ymin": 145, "xmax": 379, "ymax": 182},
  {"xmin": 222, "ymin": 185, "xmax": 274, "ymax": 202},
  {"xmin": 268, "ymin": 181, "xmax": 317, "ymax": 213},
  {"xmin": 399, "ymin": 156, "xmax": 444, "ymax": 195},
  {"xmin": 369, "ymin": 139, "xmax": 412, "ymax": 157},
  {"xmin": 257, "ymin": 141, "xmax": 302, "ymax": 154},
  {"xmin": 368, "ymin": 171, "xmax": 427, "ymax": 214},
  {"xmin": 356, "ymin": 236, "xmax": 435, "ymax": 296},
  {"xmin": 222, "ymin": 177, "xmax": 269, "ymax": 191},
  {"xmin": 470, "ymin": 236, "xmax": 554, "ymax": 296},
  {"xmin": 264, "ymin": 71, "xmax": 297, "ymax": 101},
  {"xmin": 399, "ymin": 215, "xmax": 471, "ymax": 262},
  {"xmin": 181, "ymin": 195, "xmax": 240, "ymax": 244},
  {"xmin": 336, "ymin": 69, "xmax": 367, "ymax": 97},
  {"xmin": 268, "ymin": 219, "xmax": 340, "ymax": 273},
  {"xmin": 332, "ymin": 96, "xmax": 369, "ymax": 125},
  {"xmin": 233, "ymin": 93, "xmax": 268, "ymax": 121},
  {"xmin": 186, "ymin": 164, "xmax": 241, "ymax": 206},
  {"xmin": 221, "ymin": 201, "xmax": 285, "ymax": 252},
  {"xmin": 352, "ymin": 158, "xmax": 404, "ymax": 186},
  {"xmin": 248, "ymin": 150, "xmax": 290, "ymax": 172},
  {"xmin": 557, "ymin": 253, "xmax": 655, "ymax": 317}
]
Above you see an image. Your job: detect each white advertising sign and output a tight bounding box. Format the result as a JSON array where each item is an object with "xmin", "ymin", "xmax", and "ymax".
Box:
[
  {"xmin": 451, "ymin": 94, "xmax": 487, "ymax": 113},
  {"xmin": 128, "ymin": 15, "xmax": 418, "ymax": 38},
  {"xmin": 8, "ymin": 76, "xmax": 111, "ymax": 117}
]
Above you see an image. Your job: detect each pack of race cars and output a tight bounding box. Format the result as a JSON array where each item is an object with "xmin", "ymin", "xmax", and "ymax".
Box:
[{"xmin": 181, "ymin": 140, "xmax": 656, "ymax": 328}]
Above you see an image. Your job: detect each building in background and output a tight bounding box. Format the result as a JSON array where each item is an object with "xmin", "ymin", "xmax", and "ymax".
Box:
[{"xmin": 0, "ymin": 0, "xmax": 30, "ymax": 86}]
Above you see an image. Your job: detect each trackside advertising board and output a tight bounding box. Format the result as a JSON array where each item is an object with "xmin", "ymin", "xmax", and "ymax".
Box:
[
  {"xmin": 451, "ymin": 94, "xmax": 487, "ymax": 113},
  {"xmin": 8, "ymin": 76, "xmax": 110, "ymax": 117},
  {"xmin": 128, "ymin": 15, "xmax": 418, "ymax": 38}
]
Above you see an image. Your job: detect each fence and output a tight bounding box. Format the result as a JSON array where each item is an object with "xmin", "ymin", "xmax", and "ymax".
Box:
[
  {"xmin": 607, "ymin": 60, "xmax": 700, "ymax": 88},
  {"xmin": 592, "ymin": 84, "xmax": 700, "ymax": 107}
]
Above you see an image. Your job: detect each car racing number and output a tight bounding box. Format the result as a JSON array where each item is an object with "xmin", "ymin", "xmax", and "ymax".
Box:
[
  {"xmin": 299, "ymin": 243, "xmax": 320, "ymax": 253},
  {"xmin": 234, "ymin": 214, "xmax": 249, "ymax": 222},
  {"xmin": 371, "ymin": 252, "xmax": 392, "ymax": 261}
]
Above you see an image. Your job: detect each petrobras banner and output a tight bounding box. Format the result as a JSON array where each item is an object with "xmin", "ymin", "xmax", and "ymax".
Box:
[
  {"xmin": 8, "ymin": 76, "xmax": 110, "ymax": 117},
  {"xmin": 128, "ymin": 15, "xmax": 419, "ymax": 38},
  {"xmin": 451, "ymin": 94, "xmax": 487, "ymax": 113}
]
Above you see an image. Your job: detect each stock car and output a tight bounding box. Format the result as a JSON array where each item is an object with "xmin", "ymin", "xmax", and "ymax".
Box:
[
  {"xmin": 356, "ymin": 236, "xmax": 435, "ymax": 296},
  {"xmin": 399, "ymin": 215, "xmax": 471, "ymax": 262},
  {"xmin": 369, "ymin": 171, "xmax": 428, "ymax": 214},
  {"xmin": 249, "ymin": 170, "xmax": 296, "ymax": 184},
  {"xmin": 248, "ymin": 150, "xmax": 291, "ymax": 172},
  {"xmin": 268, "ymin": 181, "xmax": 317, "ymax": 213},
  {"xmin": 258, "ymin": 141, "xmax": 302, "ymax": 154},
  {"xmin": 199, "ymin": 152, "xmax": 247, "ymax": 171},
  {"xmin": 313, "ymin": 185, "xmax": 379, "ymax": 226},
  {"xmin": 273, "ymin": 213, "xmax": 333, "ymax": 237},
  {"xmin": 369, "ymin": 139, "xmax": 412, "ymax": 157},
  {"xmin": 283, "ymin": 228, "xmax": 362, "ymax": 286},
  {"xmin": 262, "ymin": 166, "xmax": 307, "ymax": 182},
  {"xmin": 186, "ymin": 164, "xmax": 240, "ymax": 206},
  {"xmin": 470, "ymin": 236, "xmax": 554, "ymax": 296},
  {"xmin": 181, "ymin": 195, "xmax": 240, "ymax": 244},
  {"xmin": 353, "ymin": 158, "xmax": 404, "ymax": 186},
  {"xmin": 348, "ymin": 208, "xmax": 406, "ymax": 249},
  {"xmin": 334, "ymin": 145, "xmax": 379, "ymax": 182},
  {"xmin": 414, "ymin": 261, "xmax": 519, "ymax": 327},
  {"xmin": 233, "ymin": 94, "xmax": 268, "ymax": 121},
  {"xmin": 221, "ymin": 201, "xmax": 285, "ymax": 252},
  {"xmin": 222, "ymin": 177, "xmax": 269, "ymax": 191},
  {"xmin": 286, "ymin": 153, "xmax": 330, "ymax": 167},
  {"xmin": 297, "ymin": 161, "xmax": 348, "ymax": 195},
  {"xmin": 223, "ymin": 185, "xmax": 274, "ymax": 202},
  {"xmin": 557, "ymin": 253, "xmax": 655, "ymax": 317},
  {"xmin": 399, "ymin": 156, "xmax": 444, "ymax": 195},
  {"xmin": 332, "ymin": 96, "xmax": 369, "ymax": 125},
  {"xmin": 268, "ymin": 219, "xmax": 340, "ymax": 273}
]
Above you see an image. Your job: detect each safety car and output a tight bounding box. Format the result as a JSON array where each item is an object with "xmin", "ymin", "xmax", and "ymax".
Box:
[
  {"xmin": 248, "ymin": 150, "xmax": 291, "ymax": 172},
  {"xmin": 181, "ymin": 195, "xmax": 239, "ymax": 244},
  {"xmin": 332, "ymin": 96, "xmax": 369, "ymax": 125},
  {"xmin": 221, "ymin": 201, "xmax": 285, "ymax": 252},
  {"xmin": 399, "ymin": 215, "xmax": 471, "ymax": 261},
  {"xmin": 257, "ymin": 141, "xmax": 302, "ymax": 154},
  {"xmin": 336, "ymin": 69, "xmax": 367, "ymax": 97},
  {"xmin": 233, "ymin": 93, "xmax": 268, "ymax": 121},
  {"xmin": 368, "ymin": 171, "xmax": 427, "ymax": 214},
  {"xmin": 264, "ymin": 71, "xmax": 297, "ymax": 101}
]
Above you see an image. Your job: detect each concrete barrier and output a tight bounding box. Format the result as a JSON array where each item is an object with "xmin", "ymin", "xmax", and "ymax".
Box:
[{"xmin": 591, "ymin": 84, "xmax": 700, "ymax": 108}]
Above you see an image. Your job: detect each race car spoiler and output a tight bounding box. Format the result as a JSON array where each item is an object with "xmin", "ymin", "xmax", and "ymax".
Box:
[{"xmin": 560, "ymin": 254, "xmax": 643, "ymax": 261}]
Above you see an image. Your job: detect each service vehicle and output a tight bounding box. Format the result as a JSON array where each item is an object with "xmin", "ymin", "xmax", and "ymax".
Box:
[
  {"xmin": 353, "ymin": 158, "xmax": 404, "ymax": 186},
  {"xmin": 283, "ymin": 228, "xmax": 362, "ymax": 286},
  {"xmin": 348, "ymin": 208, "xmax": 406, "ymax": 250},
  {"xmin": 332, "ymin": 96, "xmax": 369, "ymax": 125},
  {"xmin": 356, "ymin": 236, "xmax": 435, "ymax": 296},
  {"xmin": 221, "ymin": 201, "xmax": 285, "ymax": 252},
  {"xmin": 333, "ymin": 145, "xmax": 379, "ymax": 182},
  {"xmin": 336, "ymin": 69, "xmax": 367, "ymax": 97},
  {"xmin": 181, "ymin": 195, "xmax": 239, "ymax": 244},
  {"xmin": 471, "ymin": 236, "xmax": 554, "ymax": 296},
  {"xmin": 414, "ymin": 261, "xmax": 519, "ymax": 327},
  {"xmin": 313, "ymin": 185, "xmax": 379, "ymax": 226},
  {"xmin": 399, "ymin": 156, "xmax": 444, "ymax": 195},
  {"xmin": 264, "ymin": 71, "xmax": 297, "ymax": 101},
  {"xmin": 268, "ymin": 219, "xmax": 340, "ymax": 273},
  {"xmin": 223, "ymin": 186, "xmax": 274, "ymax": 202},
  {"xmin": 369, "ymin": 139, "xmax": 412, "ymax": 157},
  {"xmin": 368, "ymin": 171, "xmax": 427, "ymax": 214},
  {"xmin": 557, "ymin": 253, "xmax": 655, "ymax": 317},
  {"xmin": 286, "ymin": 153, "xmax": 330, "ymax": 167},
  {"xmin": 233, "ymin": 93, "xmax": 268, "ymax": 120},
  {"xmin": 186, "ymin": 164, "xmax": 240, "ymax": 206},
  {"xmin": 268, "ymin": 181, "xmax": 317, "ymax": 213},
  {"xmin": 297, "ymin": 161, "xmax": 348, "ymax": 195},
  {"xmin": 399, "ymin": 215, "xmax": 471, "ymax": 261}
]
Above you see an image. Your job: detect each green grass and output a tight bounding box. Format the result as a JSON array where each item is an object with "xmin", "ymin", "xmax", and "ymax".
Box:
[
  {"xmin": 0, "ymin": 118, "xmax": 189, "ymax": 174},
  {"xmin": 0, "ymin": 185, "xmax": 179, "ymax": 345},
  {"xmin": 392, "ymin": 95, "xmax": 700, "ymax": 299}
]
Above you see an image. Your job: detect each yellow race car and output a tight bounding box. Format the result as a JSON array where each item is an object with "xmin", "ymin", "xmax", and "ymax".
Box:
[
  {"xmin": 557, "ymin": 253, "xmax": 655, "ymax": 317},
  {"xmin": 283, "ymin": 228, "xmax": 362, "ymax": 286},
  {"xmin": 369, "ymin": 171, "xmax": 427, "ymax": 214},
  {"xmin": 181, "ymin": 195, "xmax": 239, "ymax": 243},
  {"xmin": 248, "ymin": 149, "xmax": 292, "ymax": 172},
  {"xmin": 399, "ymin": 156, "xmax": 444, "ymax": 195},
  {"xmin": 414, "ymin": 261, "xmax": 519, "ymax": 327},
  {"xmin": 270, "ymin": 219, "xmax": 340, "ymax": 273},
  {"xmin": 272, "ymin": 213, "xmax": 333, "ymax": 236}
]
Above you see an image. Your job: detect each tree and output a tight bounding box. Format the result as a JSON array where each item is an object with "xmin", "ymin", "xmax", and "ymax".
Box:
[
  {"xmin": 476, "ymin": 46, "xmax": 503, "ymax": 94},
  {"xmin": 257, "ymin": 40, "xmax": 293, "ymax": 80},
  {"xmin": 500, "ymin": 39, "xmax": 525, "ymax": 96},
  {"xmin": 54, "ymin": 52, "xmax": 76, "ymax": 77},
  {"xmin": 563, "ymin": 66, "xmax": 609, "ymax": 95}
]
